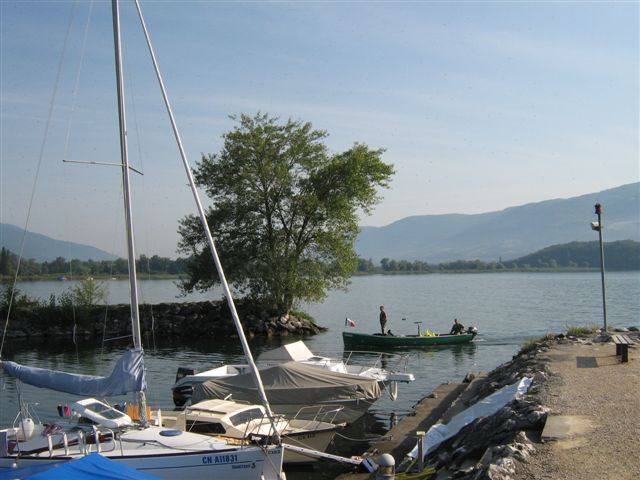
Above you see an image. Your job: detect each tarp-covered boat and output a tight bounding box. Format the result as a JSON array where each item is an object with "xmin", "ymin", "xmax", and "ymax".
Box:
[
  {"xmin": 172, "ymin": 340, "xmax": 414, "ymax": 407},
  {"xmin": 192, "ymin": 361, "xmax": 382, "ymax": 423}
]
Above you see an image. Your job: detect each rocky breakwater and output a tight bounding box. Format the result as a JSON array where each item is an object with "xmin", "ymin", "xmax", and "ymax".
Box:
[
  {"xmin": 3, "ymin": 300, "xmax": 326, "ymax": 342},
  {"xmin": 411, "ymin": 327, "xmax": 639, "ymax": 480}
]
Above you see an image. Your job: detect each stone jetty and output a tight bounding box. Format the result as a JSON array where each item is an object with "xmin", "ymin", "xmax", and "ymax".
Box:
[{"xmin": 2, "ymin": 300, "xmax": 325, "ymax": 341}]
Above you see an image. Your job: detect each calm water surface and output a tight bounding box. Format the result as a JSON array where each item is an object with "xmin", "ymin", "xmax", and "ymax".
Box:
[{"xmin": 1, "ymin": 272, "xmax": 638, "ymax": 475}]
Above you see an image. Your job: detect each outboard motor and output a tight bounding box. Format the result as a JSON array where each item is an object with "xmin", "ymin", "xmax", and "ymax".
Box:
[
  {"xmin": 468, "ymin": 326, "xmax": 478, "ymax": 335},
  {"xmin": 175, "ymin": 367, "xmax": 196, "ymax": 383},
  {"xmin": 173, "ymin": 367, "xmax": 197, "ymax": 407}
]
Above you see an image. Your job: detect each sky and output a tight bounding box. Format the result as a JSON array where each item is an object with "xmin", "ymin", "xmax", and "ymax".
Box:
[{"xmin": 1, "ymin": 0, "xmax": 638, "ymax": 258}]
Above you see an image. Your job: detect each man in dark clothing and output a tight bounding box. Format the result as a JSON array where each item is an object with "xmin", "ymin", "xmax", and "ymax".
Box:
[
  {"xmin": 450, "ymin": 318, "xmax": 465, "ymax": 335},
  {"xmin": 379, "ymin": 305, "xmax": 387, "ymax": 335}
]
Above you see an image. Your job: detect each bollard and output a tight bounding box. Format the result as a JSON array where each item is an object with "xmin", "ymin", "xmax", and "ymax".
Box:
[
  {"xmin": 416, "ymin": 430, "xmax": 426, "ymax": 472},
  {"xmin": 375, "ymin": 453, "xmax": 395, "ymax": 479}
]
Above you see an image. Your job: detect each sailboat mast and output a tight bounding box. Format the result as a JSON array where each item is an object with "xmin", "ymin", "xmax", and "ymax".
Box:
[{"xmin": 112, "ymin": 0, "xmax": 147, "ymax": 422}]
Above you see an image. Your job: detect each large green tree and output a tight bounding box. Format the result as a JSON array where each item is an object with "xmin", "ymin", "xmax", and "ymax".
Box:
[{"xmin": 178, "ymin": 113, "xmax": 394, "ymax": 313}]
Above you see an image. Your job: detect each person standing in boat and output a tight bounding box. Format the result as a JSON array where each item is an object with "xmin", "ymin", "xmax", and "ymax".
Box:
[
  {"xmin": 379, "ymin": 305, "xmax": 387, "ymax": 335},
  {"xmin": 450, "ymin": 318, "xmax": 465, "ymax": 335}
]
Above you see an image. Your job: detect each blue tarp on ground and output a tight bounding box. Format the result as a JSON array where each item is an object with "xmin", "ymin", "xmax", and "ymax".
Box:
[{"xmin": 0, "ymin": 453, "xmax": 160, "ymax": 480}]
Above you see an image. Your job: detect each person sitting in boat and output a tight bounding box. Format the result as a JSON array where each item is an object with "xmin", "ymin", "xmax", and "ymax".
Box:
[
  {"xmin": 450, "ymin": 318, "xmax": 465, "ymax": 335},
  {"xmin": 379, "ymin": 305, "xmax": 387, "ymax": 335}
]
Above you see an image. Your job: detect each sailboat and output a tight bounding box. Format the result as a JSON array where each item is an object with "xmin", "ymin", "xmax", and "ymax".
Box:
[{"xmin": 0, "ymin": 1, "xmax": 284, "ymax": 478}]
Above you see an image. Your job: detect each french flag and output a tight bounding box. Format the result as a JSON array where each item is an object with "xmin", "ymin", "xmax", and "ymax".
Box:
[{"xmin": 345, "ymin": 317, "xmax": 356, "ymax": 327}]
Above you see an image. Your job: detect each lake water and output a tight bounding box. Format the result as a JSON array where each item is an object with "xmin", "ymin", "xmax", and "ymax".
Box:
[{"xmin": 1, "ymin": 272, "xmax": 638, "ymax": 475}]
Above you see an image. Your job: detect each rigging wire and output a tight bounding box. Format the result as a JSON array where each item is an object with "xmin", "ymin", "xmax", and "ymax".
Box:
[
  {"xmin": 123, "ymin": 29, "xmax": 158, "ymax": 352},
  {"xmin": 63, "ymin": 0, "xmax": 94, "ymax": 160},
  {"xmin": 0, "ymin": 1, "xmax": 79, "ymax": 359}
]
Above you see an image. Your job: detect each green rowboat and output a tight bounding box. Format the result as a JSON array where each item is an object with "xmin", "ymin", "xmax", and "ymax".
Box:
[{"xmin": 342, "ymin": 330, "xmax": 477, "ymax": 348}]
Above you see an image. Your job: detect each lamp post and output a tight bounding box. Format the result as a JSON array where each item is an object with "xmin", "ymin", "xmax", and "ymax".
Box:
[{"xmin": 590, "ymin": 203, "xmax": 607, "ymax": 333}]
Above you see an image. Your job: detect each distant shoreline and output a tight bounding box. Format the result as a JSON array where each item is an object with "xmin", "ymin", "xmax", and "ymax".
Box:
[{"xmin": 5, "ymin": 267, "xmax": 639, "ymax": 284}]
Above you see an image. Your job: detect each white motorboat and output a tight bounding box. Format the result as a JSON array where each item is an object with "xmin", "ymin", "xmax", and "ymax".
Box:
[
  {"xmin": 172, "ymin": 340, "xmax": 415, "ymax": 410},
  {"xmin": 0, "ymin": 398, "xmax": 283, "ymax": 479},
  {"xmin": 0, "ymin": 1, "xmax": 285, "ymax": 478},
  {"xmin": 158, "ymin": 398, "xmax": 345, "ymax": 464}
]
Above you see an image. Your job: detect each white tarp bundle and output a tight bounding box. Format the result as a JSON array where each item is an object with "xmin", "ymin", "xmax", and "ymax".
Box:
[
  {"xmin": 256, "ymin": 341, "xmax": 314, "ymax": 363},
  {"xmin": 408, "ymin": 377, "xmax": 532, "ymax": 460}
]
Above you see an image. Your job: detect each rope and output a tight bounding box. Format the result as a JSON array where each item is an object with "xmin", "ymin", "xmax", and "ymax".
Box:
[
  {"xmin": 334, "ymin": 431, "xmax": 386, "ymax": 442},
  {"xmin": 0, "ymin": 1, "xmax": 78, "ymax": 358},
  {"xmin": 396, "ymin": 465, "xmax": 436, "ymax": 480},
  {"xmin": 395, "ymin": 455, "xmax": 437, "ymax": 479}
]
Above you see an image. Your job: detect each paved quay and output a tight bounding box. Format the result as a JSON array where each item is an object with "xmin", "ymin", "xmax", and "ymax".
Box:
[
  {"xmin": 516, "ymin": 336, "xmax": 639, "ymax": 480},
  {"xmin": 335, "ymin": 331, "xmax": 639, "ymax": 480}
]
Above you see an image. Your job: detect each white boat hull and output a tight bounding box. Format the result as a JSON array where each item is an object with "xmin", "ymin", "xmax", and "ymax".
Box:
[
  {"xmin": 280, "ymin": 428, "xmax": 336, "ymax": 464},
  {"xmin": 0, "ymin": 426, "xmax": 284, "ymax": 480}
]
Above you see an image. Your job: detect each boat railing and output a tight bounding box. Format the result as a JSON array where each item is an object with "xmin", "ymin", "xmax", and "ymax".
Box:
[
  {"xmin": 290, "ymin": 404, "xmax": 344, "ymax": 425},
  {"xmin": 4, "ymin": 424, "xmax": 118, "ymax": 458},
  {"xmin": 241, "ymin": 412, "xmax": 288, "ymax": 445},
  {"xmin": 327, "ymin": 349, "xmax": 412, "ymax": 375},
  {"xmin": 241, "ymin": 404, "xmax": 344, "ymax": 443}
]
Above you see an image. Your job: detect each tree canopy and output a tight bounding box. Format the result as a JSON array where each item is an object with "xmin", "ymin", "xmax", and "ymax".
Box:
[{"xmin": 178, "ymin": 113, "xmax": 394, "ymax": 313}]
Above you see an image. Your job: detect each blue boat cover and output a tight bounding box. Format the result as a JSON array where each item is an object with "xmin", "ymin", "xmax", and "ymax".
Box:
[
  {"xmin": 0, "ymin": 453, "xmax": 160, "ymax": 480},
  {"xmin": 1, "ymin": 349, "xmax": 146, "ymax": 397}
]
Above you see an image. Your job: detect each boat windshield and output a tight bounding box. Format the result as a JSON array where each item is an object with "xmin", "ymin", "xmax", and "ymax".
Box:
[
  {"xmin": 83, "ymin": 402, "xmax": 126, "ymax": 420},
  {"xmin": 229, "ymin": 408, "xmax": 264, "ymax": 426}
]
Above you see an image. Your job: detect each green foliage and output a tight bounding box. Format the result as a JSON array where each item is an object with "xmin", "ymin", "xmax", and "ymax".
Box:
[
  {"xmin": 508, "ymin": 240, "xmax": 640, "ymax": 270},
  {"xmin": 290, "ymin": 310, "xmax": 316, "ymax": 324},
  {"xmin": 357, "ymin": 240, "xmax": 640, "ymax": 274},
  {"xmin": 0, "ymin": 285, "xmax": 39, "ymax": 311},
  {"xmin": 519, "ymin": 338, "xmax": 542, "ymax": 354},
  {"xmin": 0, "ymin": 248, "xmax": 188, "ymax": 279},
  {"xmin": 69, "ymin": 277, "xmax": 107, "ymax": 308},
  {"xmin": 566, "ymin": 324, "xmax": 601, "ymax": 335},
  {"xmin": 178, "ymin": 112, "xmax": 394, "ymax": 313}
]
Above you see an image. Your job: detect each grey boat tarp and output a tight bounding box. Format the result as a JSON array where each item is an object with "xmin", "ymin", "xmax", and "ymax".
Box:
[
  {"xmin": 191, "ymin": 361, "xmax": 381, "ymax": 405},
  {"xmin": 1, "ymin": 349, "xmax": 146, "ymax": 397}
]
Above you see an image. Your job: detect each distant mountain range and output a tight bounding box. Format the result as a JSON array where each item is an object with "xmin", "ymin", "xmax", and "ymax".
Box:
[
  {"xmin": 2, "ymin": 183, "xmax": 638, "ymax": 263},
  {"xmin": 0, "ymin": 223, "xmax": 116, "ymax": 262},
  {"xmin": 356, "ymin": 182, "xmax": 640, "ymax": 263}
]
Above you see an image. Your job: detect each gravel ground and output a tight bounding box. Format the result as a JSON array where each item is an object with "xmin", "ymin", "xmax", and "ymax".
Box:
[{"xmin": 516, "ymin": 339, "xmax": 640, "ymax": 480}]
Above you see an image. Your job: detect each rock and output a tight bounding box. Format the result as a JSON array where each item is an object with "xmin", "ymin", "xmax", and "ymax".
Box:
[
  {"xmin": 628, "ymin": 326, "xmax": 639, "ymax": 332},
  {"xmin": 483, "ymin": 463, "xmax": 515, "ymax": 480},
  {"xmin": 453, "ymin": 466, "xmax": 477, "ymax": 478}
]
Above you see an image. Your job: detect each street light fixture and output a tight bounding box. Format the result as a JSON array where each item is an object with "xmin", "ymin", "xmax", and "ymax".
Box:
[{"xmin": 591, "ymin": 203, "xmax": 607, "ymax": 333}]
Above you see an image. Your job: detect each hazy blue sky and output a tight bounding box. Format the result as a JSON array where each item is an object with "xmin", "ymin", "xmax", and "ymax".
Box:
[{"xmin": 1, "ymin": 1, "xmax": 638, "ymax": 258}]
